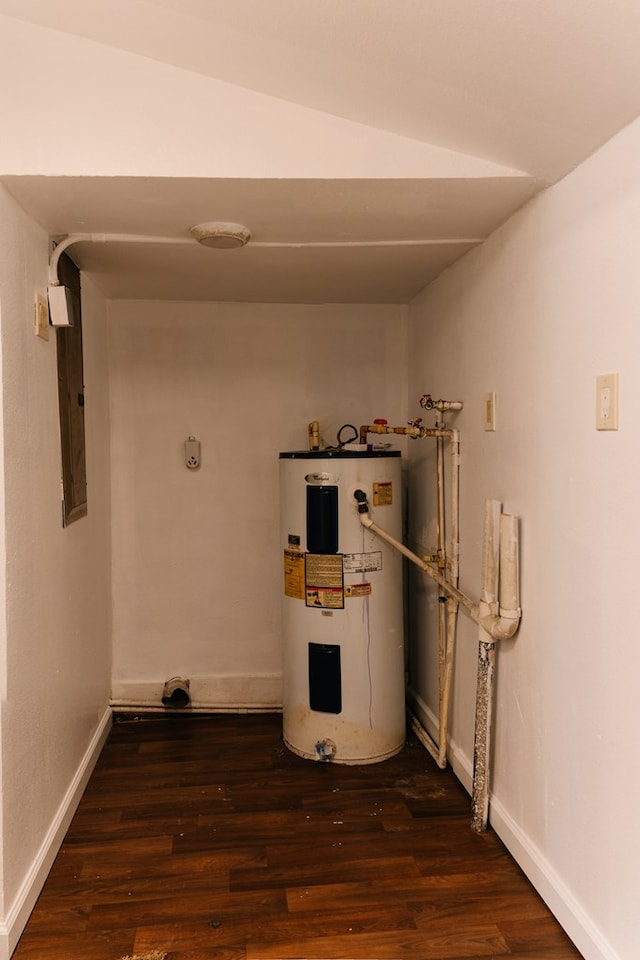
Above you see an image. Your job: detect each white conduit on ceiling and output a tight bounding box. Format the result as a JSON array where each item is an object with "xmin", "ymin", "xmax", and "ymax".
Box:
[{"xmin": 48, "ymin": 233, "xmax": 486, "ymax": 287}]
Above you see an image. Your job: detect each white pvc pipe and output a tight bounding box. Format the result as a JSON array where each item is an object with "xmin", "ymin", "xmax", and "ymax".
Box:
[
  {"xmin": 358, "ymin": 511, "xmax": 478, "ymax": 619},
  {"xmin": 48, "ymin": 234, "xmax": 484, "ymax": 288},
  {"xmin": 408, "ymin": 712, "xmax": 441, "ymax": 765},
  {"xmin": 478, "ymin": 513, "xmax": 521, "ymax": 642},
  {"xmin": 439, "ymin": 431, "xmax": 461, "ymax": 769},
  {"xmin": 449, "ymin": 433, "xmax": 460, "ymax": 588},
  {"xmin": 436, "ymin": 434, "xmax": 447, "ymax": 760},
  {"xmin": 439, "ymin": 598, "xmax": 457, "ymax": 770},
  {"xmin": 358, "ymin": 503, "xmax": 521, "ymax": 643},
  {"xmin": 499, "ymin": 514, "xmax": 520, "ymax": 618},
  {"xmin": 358, "ymin": 423, "xmax": 464, "ymax": 770},
  {"xmin": 252, "ymin": 239, "xmax": 483, "ymax": 249},
  {"xmin": 355, "ymin": 437, "xmax": 521, "ymax": 832},
  {"xmin": 482, "ymin": 499, "xmax": 502, "ymax": 606},
  {"xmin": 48, "ymin": 232, "xmax": 194, "ymax": 285}
]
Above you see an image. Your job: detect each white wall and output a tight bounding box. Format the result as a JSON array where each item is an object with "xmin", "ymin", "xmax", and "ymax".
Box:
[
  {"xmin": 108, "ymin": 301, "xmax": 408, "ymax": 707},
  {"xmin": 406, "ymin": 118, "xmax": 640, "ymax": 960},
  {"xmin": 0, "ymin": 185, "xmax": 112, "ymax": 958},
  {"xmin": 0, "ymin": 13, "xmax": 518, "ymax": 181}
]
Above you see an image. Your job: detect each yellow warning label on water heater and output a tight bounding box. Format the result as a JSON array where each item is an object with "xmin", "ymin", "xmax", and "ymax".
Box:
[
  {"xmin": 373, "ymin": 481, "xmax": 393, "ymax": 506},
  {"xmin": 283, "ymin": 549, "xmax": 305, "ymax": 600}
]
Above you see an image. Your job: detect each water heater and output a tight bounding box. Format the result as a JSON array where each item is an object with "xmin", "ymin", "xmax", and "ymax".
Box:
[{"xmin": 280, "ymin": 449, "xmax": 405, "ymax": 764}]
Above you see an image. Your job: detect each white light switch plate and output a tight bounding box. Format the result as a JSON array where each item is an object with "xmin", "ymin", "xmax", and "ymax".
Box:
[
  {"xmin": 596, "ymin": 373, "xmax": 618, "ymax": 430},
  {"xmin": 34, "ymin": 292, "xmax": 49, "ymax": 340},
  {"xmin": 484, "ymin": 391, "xmax": 496, "ymax": 431}
]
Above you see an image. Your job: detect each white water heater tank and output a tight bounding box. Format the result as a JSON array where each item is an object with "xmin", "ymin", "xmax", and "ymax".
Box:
[{"xmin": 280, "ymin": 449, "xmax": 405, "ymax": 764}]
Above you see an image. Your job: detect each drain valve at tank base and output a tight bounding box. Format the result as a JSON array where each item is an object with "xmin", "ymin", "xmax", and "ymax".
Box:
[{"xmin": 314, "ymin": 739, "xmax": 337, "ymax": 761}]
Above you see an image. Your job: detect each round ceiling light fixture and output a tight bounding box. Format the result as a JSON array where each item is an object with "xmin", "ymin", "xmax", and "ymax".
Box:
[{"xmin": 190, "ymin": 221, "xmax": 252, "ymax": 249}]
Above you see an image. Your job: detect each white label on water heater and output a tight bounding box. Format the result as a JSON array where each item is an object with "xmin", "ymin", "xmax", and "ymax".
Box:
[{"xmin": 343, "ymin": 551, "xmax": 383, "ymax": 574}]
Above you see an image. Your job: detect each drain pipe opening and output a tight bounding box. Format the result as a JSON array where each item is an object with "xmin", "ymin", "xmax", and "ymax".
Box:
[{"xmin": 161, "ymin": 677, "xmax": 191, "ymax": 708}]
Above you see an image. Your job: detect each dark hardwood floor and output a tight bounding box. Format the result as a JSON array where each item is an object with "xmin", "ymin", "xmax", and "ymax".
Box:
[{"xmin": 14, "ymin": 713, "xmax": 584, "ymax": 960}]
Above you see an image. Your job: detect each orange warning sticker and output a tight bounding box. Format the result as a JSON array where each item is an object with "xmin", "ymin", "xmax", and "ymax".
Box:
[
  {"xmin": 373, "ymin": 481, "xmax": 393, "ymax": 506},
  {"xmin": 283, "ymin": 549, "xmax": 305, "ymax": 600},
  {"xmin": 345, "ymin": 582, "xmax": 372, "ymax": 598}
]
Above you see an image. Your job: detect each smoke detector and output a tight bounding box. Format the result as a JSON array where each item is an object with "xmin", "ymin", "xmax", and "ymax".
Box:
[{"xmin": 190, "ymin": 221, "xmax": 252, "ymax": 249}]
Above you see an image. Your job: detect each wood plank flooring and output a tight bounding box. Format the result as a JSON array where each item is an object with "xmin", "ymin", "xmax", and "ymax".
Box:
[{"xmin": 13, "ymin": 713, "xmax": 585, "ymax": 960}]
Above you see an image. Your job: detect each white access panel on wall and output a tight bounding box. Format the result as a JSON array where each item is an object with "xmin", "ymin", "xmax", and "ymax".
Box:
[{"xmin": 279, "ymin": 450, "xmax": 405, "ymax": 764}]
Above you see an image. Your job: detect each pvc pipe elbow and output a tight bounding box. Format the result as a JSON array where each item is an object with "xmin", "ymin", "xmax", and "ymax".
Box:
[
  {"xmin": 490, "ymin": 617, "xmax": 520, "ymax": 640},
  {"xmin": 479, "ymin": 611, "xmax": 521, "ymax": 640}
]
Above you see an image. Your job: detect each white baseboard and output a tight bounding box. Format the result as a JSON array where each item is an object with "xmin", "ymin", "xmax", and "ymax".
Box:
[
  {"xmin": 488, "ymin": 799, "xmax": 619, "ymax": 960},
  {"xmin": 0, "ymin": 706, "xmax": 112, "ymax": 960},
  {"xmin": 111, "ymin": 674, "xmax": 283, "ymax": 711},
  {"xmin": 406, "ymin": 685, "xmax": 618, "ymax": 960}
]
